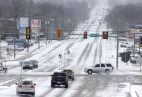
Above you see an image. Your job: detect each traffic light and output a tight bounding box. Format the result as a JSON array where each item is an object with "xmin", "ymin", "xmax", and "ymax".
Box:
[
  {"xmin": 56, "ymin": 28, "xmax": 62, "ymax": 39},
  {"xmin": 102, "ymin": 31, "xmax": 108, "ymax": 39},
  {"xmin": 83, "ymin": 31, "xmax": 87, "ymax": 39},
  {"xmin": 121, "ymin": 52, "xmax": 130, "ymax": 63},
  {"xmin": 26, "ymin": 27, "xmax": 31, "ymax": 39}
]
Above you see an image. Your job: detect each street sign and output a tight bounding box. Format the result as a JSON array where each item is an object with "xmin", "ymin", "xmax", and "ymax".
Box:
[
  {"xmin": 31, "ymin": 19, "xmax": 41, "ymax": 29},
  {"xmin": 90, "ymin": 33, "xmax": 99, "ymax": 37},
  {"xmin": 19, "ymin": 17, "xmax": 29, "ymax": 29}
]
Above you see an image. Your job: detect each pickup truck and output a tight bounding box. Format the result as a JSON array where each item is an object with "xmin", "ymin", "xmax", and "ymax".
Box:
[
  {"xmin": 84, "ymin": 63, "xmax": 113, "ymax": 74},
  {"xmin": 51, "ymin": 72, "xmax": 68, "ymax": 88}
]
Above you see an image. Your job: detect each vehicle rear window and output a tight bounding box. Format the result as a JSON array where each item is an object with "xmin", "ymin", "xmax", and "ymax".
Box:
[
  {"xmin": 22, "ymin": 81, "xmax": 32, "ymax": 85},
  {"xmin": 63, "ymin": 70, "xmax": 71, "ymax": 73}
]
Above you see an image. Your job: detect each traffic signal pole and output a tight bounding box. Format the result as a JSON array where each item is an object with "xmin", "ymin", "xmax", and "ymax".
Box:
[{"xmin": 116, "ymin": 31, "xmax": 119, "ymax": 70}]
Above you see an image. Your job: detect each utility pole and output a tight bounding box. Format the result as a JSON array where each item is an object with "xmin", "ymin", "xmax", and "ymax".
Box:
[
  {"xmin": 45, "ymin": 20, "xmax": 48, "ymax": 44},
  {"xmin": 14, "ymin": 34, "xmax": 16, "ymax": 58},
  {"xmin": 116, "ymin": 31, "xmax": 119, "ymax": 70},
  {"xmin": 133, "ymin": 34, "xmax": 135, "ymax": 58},
  {"xmin": 27, "ymin": 0, "xmax": 33, "ymax": 51}
]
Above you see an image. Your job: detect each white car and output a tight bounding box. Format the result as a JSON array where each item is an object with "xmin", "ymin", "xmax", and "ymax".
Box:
[
  {"xmin": 84, "ymin": 63, "xmax": 114, "ymax": 74},
  {"xmin": 16, "ymin": 79, "xmax": 36, "ymax": 96}
]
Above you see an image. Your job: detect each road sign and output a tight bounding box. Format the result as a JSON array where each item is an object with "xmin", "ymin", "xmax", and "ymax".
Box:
[
  {"xmin": 19, "ymin": 17, "xmax": 29, "ymax": 28},
  {"xmin": 31, "ymin": 19, "xmax": 41, "ymax": 29},
  {"xmin": 90, "ymin": 33, "xmax": 99, "ymax": 37}
]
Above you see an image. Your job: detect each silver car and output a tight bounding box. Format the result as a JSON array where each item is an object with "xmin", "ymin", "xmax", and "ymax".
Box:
[
  {"xmin": 22, "ymin": 61, "xmax": 34, "ymax": 70},
  {"xmin": 29, "ymin": 60, "xmax": 38, "ymax": 68},
  {"xmin": 16, "ymin": 80, "xmax": 36, "ymax": 96}
]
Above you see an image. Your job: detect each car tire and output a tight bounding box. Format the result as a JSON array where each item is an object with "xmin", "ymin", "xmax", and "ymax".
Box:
[
  {"xmin": 51, "ymin": 83, "xmax": 54, "ymax": 88},
  {"xmin": 65, "ymin": 83, "xmax": 68, "ymax": 88},
  {"xmin": 16, "ymin": 91, "xmax": 19, "ymax": 95},
  {"xmin": 105, "ymin": 69, "xmax": 110, "ymax": 73},
  {"xmin": 32, "ymin": 93, "xmax": 35, "ymax": 97},
  {"xmin": 87, "ymin": 70, "xmax": 93, "ymax": 74},
  {"xmin": 133, "ymin": 61, "xmax": 136, "ymax": 64},
  {"xmin": 35, "ymin": 65, "xmax": 38, "ymax": 68},
  {"xmin": 72, "ymin": 77, "xmax": 74, "ymax": 81}
]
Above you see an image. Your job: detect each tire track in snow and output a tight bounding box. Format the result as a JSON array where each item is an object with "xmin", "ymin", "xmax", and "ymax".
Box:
[{"xmin": 33, "ymin": 41, "xmax": 77, "ymax": 72}]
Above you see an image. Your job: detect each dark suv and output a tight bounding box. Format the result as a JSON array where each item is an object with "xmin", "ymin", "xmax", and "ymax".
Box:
[{"xmin": 51, "ymin": 72, "xmax": 68, "ymax": 88}]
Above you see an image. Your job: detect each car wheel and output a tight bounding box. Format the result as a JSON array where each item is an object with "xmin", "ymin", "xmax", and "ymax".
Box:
[
  {"xmin": 65, "ymin": 83, "xmax": 68, "ymax": 88},
  {"xmin": 36, "ymin": 65, "xmax": 38, "ymax": 68},
  {"xmin": 72, "ymin": 77, "xmax": 74, "ymax": 81},
  {"xmin": 32, "ymin": 93, "xmax": 35, "ymax": 97},
  {"xmin": 105, "ymin": 69, "xmax": 110, "ymax": 73},
  {"xmin": 51, "ymin": 83, "xmax": 54, "ymax": 88},
  {"xmin": 87, "ymin": 70, "xmax": 93, "ymax": 74},
  {"xmin": 4, "ymin": 69, "xmax": 7, "ymax": 73},
  {"xmin": 133, "ymin": 61, "xmax": 136, "ymax": 64},
  {"xmin": 16, "ymin": 91, "xmax": 19, "ymax": 95}
]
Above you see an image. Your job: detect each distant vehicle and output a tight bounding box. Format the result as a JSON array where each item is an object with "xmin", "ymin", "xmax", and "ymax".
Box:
[
  {"xmin": 119, "ymin": 38, "xmax": 134, "ymax": 47},
  {"xmin": 7, "ymin": 39, "xmax": 31, "ymax": 48},
  {"xmin": 62, "ymin": 69, "xmax": 74, "ymax": 81},
  {"xmin": 127, "ymin": 47, "xmax": 139, "ymax": 54},
  {"xmin": 0, "ymin": 63, "xmax": 7, "ymax": 73},
  {"xmin": 8, "ymin": 45, "xmax": 24, "ymax": 51},
  {"xmin": 120, "ymin": 44, "xmax": 127, "ymax": 48},
  {"xmin": 51, "ymin": 72, "xmax": 68, "ymax": 88},
  {"xmin": 84, "ymin": 63, "xmax": 113, "ymax": 74},
  {"xmin": 29, "ymin": 60, "xmax": 38, "ymax": 68},
  {"xmin": 16, "ymin": 79, "xmax": 36, "ymax": 96},
  {"xmin": 21, "ymin": 61, "xmax": 34, "ymax": 70},
  {"xmin": 130, "ymin": 56, "xmax": 138, "ymax": 64}
]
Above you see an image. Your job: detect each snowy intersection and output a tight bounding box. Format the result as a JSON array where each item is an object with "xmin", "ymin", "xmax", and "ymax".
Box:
[{"xmin": 0, "ymin": 0, "xmax": 142, "ymax": 97}]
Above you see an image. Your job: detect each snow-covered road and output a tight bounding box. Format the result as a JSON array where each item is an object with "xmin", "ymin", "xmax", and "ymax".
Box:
[{"xmin": 0, "ymin": 0, "xmax": 142, "ymax": 97}]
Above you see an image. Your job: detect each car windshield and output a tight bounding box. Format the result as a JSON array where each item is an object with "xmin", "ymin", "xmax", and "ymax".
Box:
[
  {"xmin": 30, "ymin": 60, "xmax": 37, "ymax": 62},
  {"xmin": 24, "ymin": 61, "xmax": 30, "ymax": 64},
  {"xmin": 53, "ymin": 72, "xmax": 66, "ymax": 76},
  {"xmin": 22, "ymin": 81, "xmax": 32, "ymax": 85}
]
